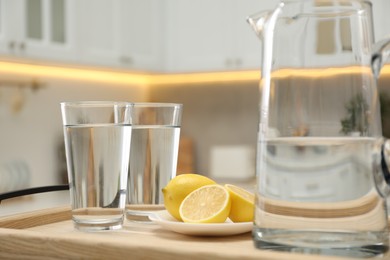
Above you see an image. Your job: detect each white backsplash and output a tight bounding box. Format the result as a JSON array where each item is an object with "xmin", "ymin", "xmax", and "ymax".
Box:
[{"xmin": 0, "ymin": 78, "xmax": 146, "ymax": 188}]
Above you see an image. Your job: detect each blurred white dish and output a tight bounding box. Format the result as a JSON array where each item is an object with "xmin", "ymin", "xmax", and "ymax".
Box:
[{"xmin": 148, "ymin": 210, "xmax": 252, "ymax": 236}]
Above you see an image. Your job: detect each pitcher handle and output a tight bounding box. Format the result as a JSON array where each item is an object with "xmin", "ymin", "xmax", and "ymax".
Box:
[
  {"xmin": 372, "ymin": 38, "xmax": 390, "ymax": 196},
  {"xmin": 371, "ymin": 38, "xmax": 390, "ymax": 79},
  {"xmin": 375, "ymin": 139, "xmax": 390, "ymax": 197}
]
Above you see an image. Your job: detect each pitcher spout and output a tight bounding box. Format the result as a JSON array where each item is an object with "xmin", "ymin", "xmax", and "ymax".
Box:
[
  {"xmin": 246, "ymin": 3, "xmax": 284, "ymax": 40},
  {"xmin": 246, "ymin": 11, "xmax": 270, "ymax": 40}
]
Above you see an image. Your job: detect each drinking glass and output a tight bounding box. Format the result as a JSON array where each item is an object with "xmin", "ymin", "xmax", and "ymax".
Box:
[
  {"xmin": 61, "ymin": 101, "xmax": 132, "ymax": 231},
  {"xmin": 126, "ymin": 103, "xmax": 182, "ymax": 222}
]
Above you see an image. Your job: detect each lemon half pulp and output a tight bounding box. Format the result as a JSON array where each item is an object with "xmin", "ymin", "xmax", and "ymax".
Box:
[
  {"xmin": 162, "ymin": 174, "xmax": 216, "ymax": 221},
  {"xmin": 179, "ymin": 184, "xmax": 231, "ymax": 223}
]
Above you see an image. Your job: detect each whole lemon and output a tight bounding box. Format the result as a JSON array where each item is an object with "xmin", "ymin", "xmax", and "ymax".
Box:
[{"xmin": 162, "ymin": 174, "xmax": 216, "ymax": 221}]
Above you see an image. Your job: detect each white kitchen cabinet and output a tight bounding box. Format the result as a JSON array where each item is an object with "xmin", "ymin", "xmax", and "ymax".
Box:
[
  {"xmin": 0, "ymin": 0, "xmax": 5, "ymax": 53},
  {"xmin": 0, "ymin": 0, "xmax": 75, "ymax": 62},
  {"xmin": 233, "ymin": 0, "xmax": 278, "ymax": 71},
  {"xmin": 14, "ymin": 0, "xmax": 390, "ymax": 73},
  {"xmin": 0, "ymin": 0, "xmax": 279, "ymax": 72},
  {"xmin": 163, "ymin": 0, "xmax": 279, "ymax": 72},
  {"xmin": 73, "ymin": 0, "xmax": 121, "ymax": 67},
  {"xmin": 74, "ymin": 0, "xmax": 277, "ymax": 72},
  {"xmin": 119, "ymin": 0, "xmax": 165, "ymax": 71},
  {"xmin": 163, "ymin": 0, "xmax": 233, "ymax": 72},
  {"xmin": 371, "ymin": 0, "xmax": 390, "ymax": 41},
  {"xmin": 75, "ymin": 0, "xmax": 164, "ymax": 71}
]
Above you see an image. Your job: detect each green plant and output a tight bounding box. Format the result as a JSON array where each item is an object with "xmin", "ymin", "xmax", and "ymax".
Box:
[
  {"xmin": 340, "ymin": 94, "xmax": 369, "ymax": 135},
  {"xmin": 380, "ymin": 92, "xmax": 390, "ymax": 138}
]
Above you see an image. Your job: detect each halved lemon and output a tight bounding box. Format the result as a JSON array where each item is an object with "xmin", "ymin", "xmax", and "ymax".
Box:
[
  {"xmin": 179, "ymin": 184, "xmax": 231, "ymax": 223},
  {"xmin": 162, "ymin": 174, "xmax": 216, "ymax": 221},
  {"xmin": 224, "ymin": 184, "xmax": 255, "ymax": 222}
]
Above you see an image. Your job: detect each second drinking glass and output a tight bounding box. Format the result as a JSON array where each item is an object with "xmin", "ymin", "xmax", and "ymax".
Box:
[{"xmin": 126, "ymin": 103, "xmax": 183, "ymax": 222}]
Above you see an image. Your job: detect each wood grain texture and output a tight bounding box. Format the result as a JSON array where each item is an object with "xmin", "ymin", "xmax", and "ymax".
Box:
[
  {"xmin": 0, "ymin": 206, "xmax": 71, "ymax": 229},
  {"xmin": 177, "ymin": 137, "xmax": 194, "ymax": 174},
  {"xmin": 0, "ymin": 206, "xmax": 384, "ymax": 260},
  {"xmin": 260, "ymin": 191, "xmax": 381, "ymax": 218}
]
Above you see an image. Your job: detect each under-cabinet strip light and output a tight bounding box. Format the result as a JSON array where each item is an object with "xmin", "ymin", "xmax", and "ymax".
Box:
[
  {"xmin": 0, "ymin": 61, "xmax": 150, "ymax": 85},
  {"xmin": 0, "ymin": 61, "xmax": 389, "ymax": 86},
  {"xmin": 0, "ymin": 61, "xmax": 261, "ymax": 86}
]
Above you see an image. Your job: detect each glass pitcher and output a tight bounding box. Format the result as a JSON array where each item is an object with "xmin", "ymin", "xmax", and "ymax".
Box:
[{"xmin": 247, "ymin": 0, "xmax": 390, "ymax": 257}]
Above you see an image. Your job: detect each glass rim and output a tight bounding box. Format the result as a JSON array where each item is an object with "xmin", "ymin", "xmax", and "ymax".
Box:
[
  {"xmin": 282, "ymin": 0, "xmax": 371, "ymax": 4},
  {"xmin": 61, "ymin": 102, "xmax": 182, "ymax": 107},
  {"xmin": 280, "ymin": 0, "xmax": 373, "ymax": 9},
  {"xmin": 132, "ymin": 102, "xmax": 183, "ymax": 108},
  {"xmin": 60, "ymin": 101, "xmax": 133, "ymax": 107}
]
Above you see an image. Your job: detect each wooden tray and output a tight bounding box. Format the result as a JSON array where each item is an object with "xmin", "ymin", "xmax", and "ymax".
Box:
[{"xmin": 0, "ymin": 206, "xmax": 377, "ymax": 260}]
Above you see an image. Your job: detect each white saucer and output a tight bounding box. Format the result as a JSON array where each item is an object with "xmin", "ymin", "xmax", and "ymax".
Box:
[{"xmin": 148, "ymin": 210, "xmax": 252, "ymax": 236}]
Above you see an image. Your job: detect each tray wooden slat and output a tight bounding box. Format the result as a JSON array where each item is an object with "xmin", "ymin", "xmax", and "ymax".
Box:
[
  {"xmin": 0, "ymin": 206, "xmax": 382, "ymax": 260},
  {"xmin": 0, "ymin": 206, "xmax": 72, "ymax": 229}
]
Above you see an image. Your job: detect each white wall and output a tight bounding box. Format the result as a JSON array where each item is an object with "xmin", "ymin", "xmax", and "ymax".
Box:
[
  {"xmin": 0, "ymin": 78, "xmax": 147, "ymax": 188},
  {"xmin": 149, "ymin": 82, "xmax": 259, "ymax": 180}
]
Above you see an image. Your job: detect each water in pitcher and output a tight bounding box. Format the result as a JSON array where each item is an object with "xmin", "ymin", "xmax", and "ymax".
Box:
[
  {"xmin": 63, "ymin": 124, "xmax": 132, "ymax": 230},
  {"xmin": 127, "ymin": 125, "xmax": 180, "ymax": 205},
  {"xmin": 253, "ymin": 137, "xmax": 389, "ymax": 256}
]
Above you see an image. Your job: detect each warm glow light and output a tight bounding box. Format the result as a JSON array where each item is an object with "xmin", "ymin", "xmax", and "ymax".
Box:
[
  {"xmin": 149, "ymin": 70, "xmax": 261, "ymax": 85},
  {"xmin": 0, "ymin": 61, "xmax": 150, "ymax": 85},
  {"xmin": 0, "ymin": 61, "xmax": 261, "ymax": 86},
  {"xmin": 380, "ymin": 65, "xmax": 390, "ymax": 75},
  {"xmin": 0, "ymin": 60, "xmax": 389, "ymax": 87}
]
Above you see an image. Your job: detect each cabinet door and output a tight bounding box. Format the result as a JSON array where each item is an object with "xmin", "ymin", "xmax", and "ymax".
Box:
[
  {"xmin": 22, "ymin": 0, "xmax": 74, "ymax": 62},
  {"xmin": 0, "ymin": 0, "xmax": 74, "ymax": 62},
  {"xmin": 76, "ymin": 0, "xmax": 163, "ymax": 71},
  {"xmin": 119, "ymin": 0, "xmax": 164, "ymax": 71},
  {"xmin": 233, "ymin": 0, "xmax": 262, "ymax": 70},
  {"xmin": 165, "ymin": 0, "xmax": 234, "ymax": 72},
  {"xmin": 0, "ymin": 0, "xmax": 2, "ymax": 53},
  {"xmin": 75, "ymin": 0, "xmax": 121, "ymax": 67},
  {"xmin": 0, "ymin": 0, "xmax": 24, "ymax": 56},
  {"xmin": 0, "ymin": 1, "xmax": 4, "ymax": 53},
  {"xmin": 233, "ymin": 0, "xmax": 279, "ymax": 70}
]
